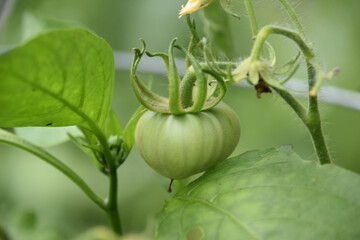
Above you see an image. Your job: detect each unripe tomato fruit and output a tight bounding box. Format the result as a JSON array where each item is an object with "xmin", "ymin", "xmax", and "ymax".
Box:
[{"xmin": 135, "ymin": 102, "xmax": 240, "ymax": 179}]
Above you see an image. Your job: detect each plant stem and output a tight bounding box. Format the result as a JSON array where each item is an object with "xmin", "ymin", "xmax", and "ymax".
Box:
[
  {"xmin": 277, "ymin": 0, "xmax": 305, "ymax": 36},
  {"xmin": 306, "ymin": 64, "xmax": 332, "ymax": 164},
  {"xmin": 272, "ymin": 87, "xmax": 307, "ymax": 122},
  {"xmin": 106, "ymin": 169, "xmax": 122, "ymax": 235},
  {"xmin": 81, "ymin": 104, "xmax": 124, "ymax": 234},
  {"xmin": 244, "ymin": 0, "xmax": 259, "ymax": 36},
  {"xmin": 0, "ymin": 129, "xmax": 106, "ymax": 210},
  {"xmin": 306, "ymin": 111, "xmax": 332, "ymax": 164},
  {"xmin": 250, "ymin": 26, "xmax": 314, "ymax": 61},
  {"xmin": 273, "ymin": 86, "xmax": 331, "ymax": 164},
  {"xmin": 247, "ymin": 25, "xmax": 332, "ymax": 164}
]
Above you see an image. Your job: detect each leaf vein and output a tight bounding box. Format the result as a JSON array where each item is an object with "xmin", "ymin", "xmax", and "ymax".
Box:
[{"xmin": 177, "ymin": 196, "xmax": 264, "ymax": 240}]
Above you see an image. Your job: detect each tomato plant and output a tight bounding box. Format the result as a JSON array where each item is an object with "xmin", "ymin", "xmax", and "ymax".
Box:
[{"xmin": 0, "ymin": 0, "xmax": 359, "ymax": 239}]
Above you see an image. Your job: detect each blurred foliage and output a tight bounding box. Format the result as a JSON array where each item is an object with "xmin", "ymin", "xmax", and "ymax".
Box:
[{"xmin": 0, "ymin": 0, "xmax": 359, "ymax": 238}]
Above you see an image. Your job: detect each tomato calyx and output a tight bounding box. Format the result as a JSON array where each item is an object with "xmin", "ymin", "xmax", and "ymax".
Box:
[
  {"xmin": 131, "ymin": 38, "xmax": 227, "ymax": 115},
  {"xmin": 167, "ymin": 179, "xmax": 174, "ymax": 193}
]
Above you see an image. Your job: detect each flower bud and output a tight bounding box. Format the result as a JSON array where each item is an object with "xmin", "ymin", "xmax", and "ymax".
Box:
[{"xmin": 179, "ymin": 0, "xmax": 214, "ymax": 18}]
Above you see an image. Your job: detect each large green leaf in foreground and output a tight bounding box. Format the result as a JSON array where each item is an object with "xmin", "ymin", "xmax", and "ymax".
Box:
[
  {"xmin": 0, "ymin": 28, "xmax": 114, "ymax": 128},
  {"xmin": 156, "ymin": 147, "xmax": 360, "ymax": 240}
]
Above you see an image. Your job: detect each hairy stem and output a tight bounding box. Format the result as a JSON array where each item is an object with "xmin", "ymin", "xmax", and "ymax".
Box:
[
  {"xmin": 250, "ymin": 26, "xmax": 314, "ymax": 61},
  {"xmin": 273, "ymin": 85, "xmax": 331, "ymax": 164},
  {"xmin": 277, "ymin": 0, "xmax": 305, "ymax": 36},
  {"xmin": 249, "ymin": 25, "xmax": 329, "ymax": 97},
  {"xmin": 306, "ymin": 64, "xmax": 332, "ymax": 164},
  {"xmin": 272, "ymin": 87, "xmax": 308, "ymax": 122},
  {"xmin": 248, "ymin": 26, "xmax": 331, "ymax": 164}
]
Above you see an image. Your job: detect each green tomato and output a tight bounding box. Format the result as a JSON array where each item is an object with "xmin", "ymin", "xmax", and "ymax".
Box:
[{"xmin": 135, "ymin": 102, "xmax": 240, "ymax": 179}]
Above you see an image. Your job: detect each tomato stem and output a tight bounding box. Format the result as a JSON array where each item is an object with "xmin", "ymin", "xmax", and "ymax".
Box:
[
  {"xmin": 106, "ymin": 169, "xmax": 123, "ymax": 235},
  {"xmin": 306, "ymin": 64, "xmax": 332, "ymax": 164},
  {"xmin": 168, "ymin": 179, "xmax": 174, "ymax": 193},
  {"xmin": 276, "ymin": 0, "xmax": 306, "ymax": 36}
]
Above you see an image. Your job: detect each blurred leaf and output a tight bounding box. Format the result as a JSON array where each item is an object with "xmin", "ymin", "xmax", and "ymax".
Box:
[
  {"xmin": 104, "ymin": 110, "xmax": 123, "ymax": 138},
  {"xmin": 219, "ymin": 0, "xmax": 242, "ymax": 19},
  {"xmin": 14, "ymin": 126, "xmax": 82, "ymax": 147},
  {"xmin": 15, "ymin": 210, "xmax": 37, "ymax": 230},
  {"xmin": 200, "ymin": 0, "xmax": 235, "ymax": 58},
  {"xmin": 0, "ymin": 207, "xmax": 64, "ymax": 240},
  {"xmin": 0, "ymin": 28, "xmax": 114, "ymax": 129},
  {"xmin": 21, "ymin": 11, "xmax": 84, "ymax": 41},
  {"xmin": 123, "ymin": 105, "xmax": 145, "ymax": 151},
  {"xmin": 72, "ymin": 226, "xmax": 120, "ymax": 240},
  {"xmin": 156, "ymin": 146, "xmax": 360, "ymax": 239},
  {"xmin": 72, "ymin": 226, "xmax": 150, "ymax": 240},
  {"xmin": 0, "ymin": 224, "xmax": 10, "ymax": 240},
  {"xmin": 0, "ymin": 128, "xmax": 104, "ymax": 211}
]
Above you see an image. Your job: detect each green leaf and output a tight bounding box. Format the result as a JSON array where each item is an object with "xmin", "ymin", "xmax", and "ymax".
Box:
[
  {"xmin": 0, "ymin": 28, "xmax": 114, "ymax": 129},
  {"xmin": 219, "ymin": 0, "xmax": 242, "ymax": 19},
  {"xmin": 156, "ymin": 146, "xmax": 360, "ymax": 239}
]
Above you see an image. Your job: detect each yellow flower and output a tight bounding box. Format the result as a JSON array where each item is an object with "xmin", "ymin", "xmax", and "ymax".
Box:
[{"xmin": 179, "ymin": 0, "xmax": 214, "ymax": 18}]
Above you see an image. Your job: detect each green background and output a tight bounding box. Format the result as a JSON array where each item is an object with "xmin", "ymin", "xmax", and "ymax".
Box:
[{"xmin": 0, "ymin": 0, "xmax": 359, "ymax": 238}]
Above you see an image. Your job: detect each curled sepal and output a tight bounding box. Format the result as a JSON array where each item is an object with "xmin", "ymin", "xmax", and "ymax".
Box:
[
  {"xmin": 145, "ymin": 51, "xmax": 170, "ymax": 72},
  {"xmin": 201, "ymin": 69, "xmax": 227, "ymax": 110},
  {"xmin": 131, "ymin": 38, "xmax": 228, "ymax": 115},
  {"xmin": 130, "ymin": 40, "xmax": 170, "ymax": 113},
  {"xmin": 280, "ymin": 62, "xmax": 300, "ymax": 84},
  {"xmin": 264, "ymin": 41, "xmax": 277, "ymax": 67},
  {"xmin": 274, "ymin": 51, "xmax": 301, "ymax": 75},
  {"xmin": 176, "ymin": 44, "xmax": 208, "ymax": 113},
  {"xmin": 231, "ymin": 58, "xmax": 251, "ymax": 82},
  {"xmin": 168, "ymin": 38, "xmax": 186, "ymax": 114}
]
